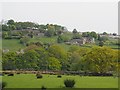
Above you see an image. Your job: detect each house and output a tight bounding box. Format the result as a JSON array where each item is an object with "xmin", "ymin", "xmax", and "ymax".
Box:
[
  {"xmin": 65, "ymin": 37, "xmax": 95, "ymax": 46},
  {"xmin": 83, "ymin": 37, "xmax": 95, "ymax": 43},
  {"xmin": 69, "ymin": 39, "xmax": 85, "ymax": 45},
  {"xmin": 100, "ymin": 33, "xmax": 120, "ymax": 39}
]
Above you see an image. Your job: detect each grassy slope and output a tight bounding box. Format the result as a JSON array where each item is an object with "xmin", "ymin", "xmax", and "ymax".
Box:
[
  {"xmin": 2, "ymin": 74, "xmax": 118, "ymax": 88},
  {"xmin": 1, "ymin": 36, "xmax": 119, "ymax": 51},
  {"xmin": 2, "ymin": 39, "xmax": 25, "ymax": 51}
]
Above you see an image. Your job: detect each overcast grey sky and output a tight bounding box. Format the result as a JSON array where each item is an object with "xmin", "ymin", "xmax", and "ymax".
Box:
[{"xmin": 1, "ymin": 2, "xmax": 118, "ymax": 33}]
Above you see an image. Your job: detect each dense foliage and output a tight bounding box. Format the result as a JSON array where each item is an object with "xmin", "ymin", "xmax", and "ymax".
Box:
[{"xmin": 2, "ymin": 44, "xmax": 119, "ymax": 74}]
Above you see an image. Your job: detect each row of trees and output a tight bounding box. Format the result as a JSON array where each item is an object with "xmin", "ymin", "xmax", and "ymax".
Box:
[
  {"xmin": 2, "ymin": 19, "xmax": 67, "ymax": 37},
  {"xmin": 2, "ymin": 44, "xmax": 119, "ymax": 74}
]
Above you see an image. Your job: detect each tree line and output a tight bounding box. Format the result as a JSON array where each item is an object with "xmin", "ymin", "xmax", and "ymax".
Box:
[
  {"xmin": 2, "ymin": 19, "xmax": 67, "ymax": 37},
  {"xmin": 2, "ymin": 44, "xmax": 119, "ymax": 75}
]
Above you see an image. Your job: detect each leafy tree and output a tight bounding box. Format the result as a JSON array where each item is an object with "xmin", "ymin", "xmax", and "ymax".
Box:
[
  {"xmin": 19, "ymin": 50, "xmax": 39, "ymax": 70},
  {"xmin": 2, "ymin": 52, "xmax": 17, "ymax": 70},
  {"xmin": 57, "ymin": 35, "xmax": 70, "ymax": 43},
  {"xmin": 20, "ymin": 37, "xmax": 30, "ymax": 45},
  {"xmin": 103, "ymin": 32, "xmax": 107, "ymax": 35},
  {"xmin": 69, "ymin": 45, "xmax": 80, "ymax": 52},
  {"xmin": 9, "ymin": 25, "xmax": 16, "ymax": 30},
  {"xmin": 48, "ymin": 45, "xmax": 68, "ymax": 70},
  {"xmin": 90, "ymin": 31, "xmax": 97, "ymax": 39},
  {"xmin": 82, "ymin": 32, "xmax": 90, "ymax": 37},
  {"xmin": 97, "ymin": 34, "xmax": 101, "ymax": 41},
  {"xmin": 15, "ymin": 22, "xmax": 22, "ymax": 30},
  {"xmin": 48, "ymin": 57, "xmax": 61, "ymax": 70},
  {"xmin": 83, "ymin": 46, "xmax": 117, "ymax": 73},
  {"xmin": 2, "ymin": 32, "xmax": 8, "ymax": 38},
  {"xmin": 35, "ymin": 48, "xmax": 49, "ymax": 70},
  {"xmin": 99, "ymin": 41, "xmax": 104, "ymax": 47},
  {"xmin": 2, "ymin": 25, "xmax": 9, "ymax": 31},
  {"xmin": 72, "ymin": 29, "xmax": 78, "ymax": 34},
  {"xmin": 113, "ymin": 33, "xmax": 117, "ymax": 36},
  {"xmin": 69, "ymin": 52, "xmax": 81, "ymax": 71},
  {"xmin": 7, "ymin": 19, "xmax": 15, "ymax": 25}
]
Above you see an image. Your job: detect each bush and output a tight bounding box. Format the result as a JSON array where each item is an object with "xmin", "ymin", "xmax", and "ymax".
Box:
[
  {"xmin": 64, "ymin": 79, "xmax": 75, "ymax": 88},
  {"xmin": 16, "ymin": 72, "xmax": 20, "ymax": 74},
  {"xmin": 41, "ymin": 85, "xmax": 46, "ymax": 90},
  {"xmin": 36, "ymin": 73, "xmax": 43, "ymax": 79},
  {"xmin": 8, "ymin": 73, "xmax": 14, "ymax": 76},
  {"xmin": 57, "ymin": 75, "xmax": 62, "ymax": 78}
]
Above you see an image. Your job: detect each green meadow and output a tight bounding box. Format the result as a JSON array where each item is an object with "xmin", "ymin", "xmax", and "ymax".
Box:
[{"xmin": 2, "ymin": 74, "xmax": 118, "ymax": 88}]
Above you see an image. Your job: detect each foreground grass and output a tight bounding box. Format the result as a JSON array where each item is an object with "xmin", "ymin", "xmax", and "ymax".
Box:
[{"xmin": 2, "ymin": 74, "xmax": 118, "ymax": 88}]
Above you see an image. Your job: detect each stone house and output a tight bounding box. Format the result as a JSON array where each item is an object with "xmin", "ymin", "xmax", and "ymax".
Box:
[{"xmin": 65, "ymin": 37, "xmax": 95, "ymax": 46}]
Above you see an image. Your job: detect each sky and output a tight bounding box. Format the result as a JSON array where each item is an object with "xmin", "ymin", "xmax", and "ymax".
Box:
[{"xmin": 1, "ymin": 1, "xmax": 118, "ymax": 34}]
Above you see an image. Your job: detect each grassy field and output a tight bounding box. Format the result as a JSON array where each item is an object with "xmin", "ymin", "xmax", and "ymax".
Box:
[
  {"xmin": 29, "ymin": 36, "xmax": 57, "ymax": 43},
  {"xmin": 2, "ymin": 39, "xmax": 25, "ymax": 51},
  {"xmin": 1, "ymin": 36, "xmax": 120, "ymax": 52},
  {"xmin": 2, "ymin": 74, "xmax": 118, "ymax": 88}
]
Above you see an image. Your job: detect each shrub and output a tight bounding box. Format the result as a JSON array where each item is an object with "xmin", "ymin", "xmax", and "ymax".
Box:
[
  {"xmin": 57, "ymin": 75, "xmax": 62, "ymax": 78},
  {"xmin": 41, "ymin": 85, "xmax": 46, "ymax": 90},
  {"xmin": 16, "ymin": 72, "xmax": 20, "ymax": 74},
  {"xmin": 64, "ymin": 79, "xmax": 75, "ymax": 88},
  {"xmin": 36, "ymin": 73, "xmax": 43, "ymax": 79},
  {"xmin": 8, "ymin": 73, "xmax": 14, "ymax": 76}
]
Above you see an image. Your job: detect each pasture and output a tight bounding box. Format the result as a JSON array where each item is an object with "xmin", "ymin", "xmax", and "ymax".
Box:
[{"xmin": 2, "ymin": 74, "xmax": 118, "ymax": 88}]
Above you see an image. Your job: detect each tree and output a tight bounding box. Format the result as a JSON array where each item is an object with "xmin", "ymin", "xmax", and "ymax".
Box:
[
  {"xmin": 69, "ymin": 52, "xmax": 81, "ymax": 71},
  {"xmin": 7, "ymin": 19, "xmax": 15, "ymax": 25},
  {"xmin": 9, "ymin": 25, "xmax": 16, "ymax": 30},
  {"xmin": 82, "ymin": 32, "xmax": 90, "ymax": 37},
  {"xmin": 20, "ymin": 37, "xmax": 30, "ymax": 45},
  {"xmin": 57, "ymin": 35, "xmax": 70, "ymax": 43},
  {"xmin": 2, "ymin": 52, "xmax": 17, "ymax": 70},
  {"xmin": 90, "ymin": 31, "xmax": 97, "ymax": 39},
  {"xmin": 69, "ymin": 45, "xmax": 80, "ymax": 52},
  {"xmin": 35, "ymin": 48, "xmax": 49, "ymax": 70},
  {"xmin": 72, "ymin": 29, "xmax": 78, "ymax": 34},
  {"xmin": 68, "ymin": 47, "xmax": 89, "ymax": 71},
  {"xmin": 2, "ymin": 32, "xmax": 8, "ymax": 38},
  {"xmin": 19, "ymin": 50, "xmax": 39, "ymax": 70},
  {"xmin": 48, "ymin": 57, "xmax": 61, "ymax": 70},
  {"xmin": 99, "ymin": 41, "xmax": 104, "ymax": 47},
  {"xmin": 103, "ymin": 32, "xmax": 107, "ymax": 35},
  {"xmin": 2, "ymin": 25, "xmax": 9, "ymax": 31},
  {"xmin": 113, "ymin": 33, "xmax": 117, "ymax": 36},
  {"xmin": 48, "ymin": 45, "xmax": 68, "ymax": 70},
  {"xmin": 83, "ymin": 46, "xmax": 117, "ymax": 73},
  {"xmin": 97, "ymin": 34, "xmax": 101, "ymax": 41}
]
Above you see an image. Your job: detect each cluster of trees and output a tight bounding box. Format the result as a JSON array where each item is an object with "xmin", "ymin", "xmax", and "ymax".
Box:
[
  {"xmin": 2, "ymin": 19, "xmax": 67, "ymax": 38},
  {"xmin": 2, "ymin": 44, "xmax": 119, "ymax": 74}
]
